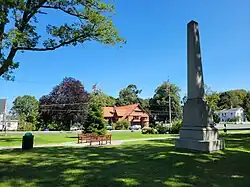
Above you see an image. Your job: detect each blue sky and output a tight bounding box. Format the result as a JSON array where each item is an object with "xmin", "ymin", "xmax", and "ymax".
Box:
[{"xmin": 1, "ymin": 0, "xmax": 250, "ymax": 109}]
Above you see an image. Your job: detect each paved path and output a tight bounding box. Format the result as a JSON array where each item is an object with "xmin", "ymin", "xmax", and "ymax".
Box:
[{"xmin": 0, "ymin": 136, "xmax": 177, "ymax": 150}]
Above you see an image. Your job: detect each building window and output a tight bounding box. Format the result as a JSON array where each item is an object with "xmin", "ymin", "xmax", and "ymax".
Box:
[
  {"xmin": 7, "ymin": 123, "xmax": 11, "ymax": 127},
  {"xmin": 133, "ymin": 116, "xmax": 140, "ymax": 120}
]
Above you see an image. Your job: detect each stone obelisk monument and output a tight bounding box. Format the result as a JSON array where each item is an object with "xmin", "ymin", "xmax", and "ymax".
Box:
[{"xmin": 175, "ymin": 21, "xmax": 225, "ymax": 152}]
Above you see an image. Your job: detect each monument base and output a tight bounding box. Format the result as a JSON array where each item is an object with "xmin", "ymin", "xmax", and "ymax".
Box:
[{"xmin": 175, "ymin": 127, "xmax": 225, "ymax": 153}]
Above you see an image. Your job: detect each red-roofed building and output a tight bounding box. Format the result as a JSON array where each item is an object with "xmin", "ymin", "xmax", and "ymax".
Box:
[{"xmin": 103, "ymin": 104, "xmax": 149, "ymax": 127}]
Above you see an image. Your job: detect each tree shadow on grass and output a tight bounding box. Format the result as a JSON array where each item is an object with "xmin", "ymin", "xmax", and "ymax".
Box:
[
  {"xmin": 0, "ymin": 136, "xmax": 250, "ymax": 187},
  {"xmin": 222, "ymin": 133, "xmax": 250, "ymax": 150},
  {"xmin": 0, "ymin": 137, "xmax": 22, "ymax": 143},
  {"xmin": 66, "ymin": 136, "xmax": 78, "ymax": 139}
]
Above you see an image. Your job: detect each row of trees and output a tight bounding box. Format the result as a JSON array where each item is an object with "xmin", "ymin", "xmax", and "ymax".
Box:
[
  {"xmin": 205, "ymin": 89, "xmax": 250, "ymax": 121},
  {"xmin": 10, "ymin": 77, "xmax": 183, "ymax": 131},
  {"xmin": 10, "ymin": 77, "xmax": 250, "ymax": 132}
]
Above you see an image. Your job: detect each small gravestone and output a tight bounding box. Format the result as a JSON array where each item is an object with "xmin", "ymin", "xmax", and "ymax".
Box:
[{"xmin": 175, "ymin": 21, "xmax": 225, "ymax": 153}]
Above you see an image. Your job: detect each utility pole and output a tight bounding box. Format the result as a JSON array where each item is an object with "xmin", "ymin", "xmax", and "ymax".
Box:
[
  {"xmin": 166, "ymin": 78, "xmax": 172, "ymax": 127},
  {"xmin": 2, "ymin": 100, "xmax": 7, "ymax": 136},
  {"xmin": 3, "ymin": 112, "xmax": 6, "ymax": 136},
  {"xmin": 169, "ymin": 88, "xmax": 172, "ymax": 126}
]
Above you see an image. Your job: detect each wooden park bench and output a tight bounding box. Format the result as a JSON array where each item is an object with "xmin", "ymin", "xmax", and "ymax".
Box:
[
  {"xmin": 77, "ymin": 133, "xmax": 93, "ymax": 143},
  {"xmin": 77, "ymin": 133, "xmax": 112, "ymax": 146}
]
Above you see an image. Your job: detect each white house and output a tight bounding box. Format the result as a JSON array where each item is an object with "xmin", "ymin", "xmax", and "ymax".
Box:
[
  {"xmin": 215, "ymin": 107, "xmax": 245, "ymax": 122},
  {"xmin": 0, "ymin": 114, "xmax": 19, "ymax": 131}
]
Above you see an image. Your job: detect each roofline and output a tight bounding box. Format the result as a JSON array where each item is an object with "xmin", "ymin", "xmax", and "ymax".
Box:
[
  {"xmin": 121, "ymin": 103, "xmax": 150, "ymax": 120},
  {"xmin": 121, "ymin": 104, "xmax": 139, "ymax": 120}
]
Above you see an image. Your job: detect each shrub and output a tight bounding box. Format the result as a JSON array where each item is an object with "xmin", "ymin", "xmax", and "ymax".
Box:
[
  {"xmin": 213, "ymin": 113, "xmax": 220, "ymax": 123},
  {"xmin": 113, "ymin": 122, "xmax": 123, "ymax": 130},
  {"xmin": 169, "ymin": 120, "xmax": 182, "ymax": 134},
  {"xmin": 113, "ymin": 120, "xmax": 130, "ymax": 130},
  {"xmin": 117, "ymin": 120, "xmax": 130, "ymax": 130},
  {"xmin": 142, "ymin": 127, "xmax": 157, "ymax": 134},
  {"xmin": 111, "ymin": 122, "xmax": 116, "ymax": 130},
  {"xmin": 47, "ymin": 122, "xmax": 58, "ymax": 131},
  {"xmin": 17, "ymin": 121, "xmax": 36, "ymax": 131},
  {"xmin": 155, "ymin": 124, "xmax": 169, "ymax": 134}
]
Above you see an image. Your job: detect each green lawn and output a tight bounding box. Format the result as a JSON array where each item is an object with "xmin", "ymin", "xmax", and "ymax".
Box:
[
  {"xmin": 0, "ymin": 131, "xmax": 174, "ymax": 147},
  {"xmin": 0, "ymin": 133, "xmax": 250, "ymax": 187}
]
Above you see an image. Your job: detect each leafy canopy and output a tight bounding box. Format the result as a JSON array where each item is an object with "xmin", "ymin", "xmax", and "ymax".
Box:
[
  {"xmin": 83, "ymin": 94, "xmax": 106, "ymax": 135},
  {"xmin": 116, "ymin": 84, "xmax": 142, "ymax": 106},
  {"xmin": 0, "ymin": 0, "xmax": 124, "ymax": 79},
  {"xmin": 39, "ymin": 77, "xmax": 90, "ymax": 130},
  {"xmin": 11, "ymin": 95, "xmax": 39, "ymax": 130},
  {"xmin": 11, "ymin": 95, "xmax": 38, "ymax": 124},
  {"xmin": 150, "ymin": 82, "xmax": 182, "ymax": 122}
]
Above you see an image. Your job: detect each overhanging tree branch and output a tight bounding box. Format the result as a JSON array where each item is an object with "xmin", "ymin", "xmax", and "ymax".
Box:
[
  {"xmin": 17, "ymin": 34, "xmax": 89, "ymax": 51},
  {"xmin": 0, "ymin": 0, "xmax": 47, "ymax": 76},
  {"xmin": 0, "ymin": 0, "xmax": 124, "ymax": 78},
  {"xmin": 40, "ymin": 5, "xmax": 87, "ymax": 19}
]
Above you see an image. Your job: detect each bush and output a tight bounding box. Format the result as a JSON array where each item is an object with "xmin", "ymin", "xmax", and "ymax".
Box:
[
  {"xmin": 155, "ymin": 124, "xmax": 169, "ymax": 134},
  {"xmin": 17, "ymin": 119, "xmax": 36, "ymax": 131},
  {"xmin": 142, "ymin": 127, "xmax": 157, "ymax": 134},
  {"xmin": 47, "ymin": 122, "xmax": 58, "ymax": 131},
  {"xmin": 169, "ymin": 120, "xmax": 182, "ymax": 134},
  {"xmin": 213, "ymin": 113, "xmax": 220, "ymax": 123},
  {"xmin": 113, "ymin": 122, "xmax": 123, "ymax": 130},
  {"xmin": 113, "ymin": 120, "xmax": 130, "ymax": 130}
]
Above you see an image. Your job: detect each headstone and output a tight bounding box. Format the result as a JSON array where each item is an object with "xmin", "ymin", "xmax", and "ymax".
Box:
[{"xmin": 175, "ymin": 21, "xmax": 225, "ymax": 153}]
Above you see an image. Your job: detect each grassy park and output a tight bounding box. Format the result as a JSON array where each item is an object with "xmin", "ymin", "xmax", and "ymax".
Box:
[
  {"xmin": 0, "ymin": 132, "xmax": 249, "ymax": 187},
  {"xmin": 0, "ymin": 131, "xmax": 175, "ymax": 147}
]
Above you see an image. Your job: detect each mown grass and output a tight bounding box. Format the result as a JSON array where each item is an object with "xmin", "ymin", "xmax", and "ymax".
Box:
[
  {"xmin": 0, "ymin": 132, "xmax": 249, "ymax": 187},
  {"xmin": 0, "ymin": 131, "xmax": 174, "ymax": 147}
]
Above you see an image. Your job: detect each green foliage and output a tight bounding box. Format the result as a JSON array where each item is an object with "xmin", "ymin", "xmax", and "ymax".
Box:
[
  {"xmin": 226, "ymin": 116, "xmax": 240, "ymax": 122},
  {"xmin": 213, "ymin": 113, "xmax": 220, "ymax": 123},
  {"xmin": 47, "ymin": 122, "xmax": 58, "ymax": 131},
  {"xmin": 141, "ymin": 127, "xmax": 157, "ymax": 134},
  {"xmin": 169, "ymin": 120, "xmax": 182, "ymax": 134},
  {"xmin": 206, "ymin": 89, "xmax": 250, "ymax": 122},
  {"xmin": 116, "ymin": 84, "xmax": 142, "ymax": 106},
  {"xmin": 155, "ymin": 124, "xmax": 169, "ymax": 134},
  {"xmin": 83, "ymin": 96, "xmax": 106, "ymax": 135},
  {"xmin": 246, "ymin": 106, "xmax": 250, "ymax": 121},
  {"xmin": 17, "ymin": 116, "xmax": 36, "ymax": 131},
  {"xmin": 218, "ymin": 90, "xmax": 248, "ymax": 109},
  {"xmin": 205, "ymin": 93, "xmax": 220, "ymax": 111},
  {"xmin": 0, "ymin": 0, "xmax": 125, "ymax": 79},
  {"xmin": 91, "ymin": 90, "xmax": 116, "ymax": 107},
  {"xmin": 112, "ymin": 123, "xmax": 122, "ymax": 130},
  {"xmin": 39, "ymin": 77, "xmax": 90, "ymax": 131},
  {"xmin": 244, "ymin": 93, "xmax": 250, "ymax": 121},
  {"xmin": 138, "ymin": 98, "xmax": 150, "ymax": 112},
  {"xmin": 113, "ymin": 120, "xmax": 130, "ymax": 130},
  {"xmin": 11, "ymin": 95, "xmax": 38, "ymax": 129},
  {"xmin": 150, "ymin": 82, "xmax": 182, "ymax": 122}
]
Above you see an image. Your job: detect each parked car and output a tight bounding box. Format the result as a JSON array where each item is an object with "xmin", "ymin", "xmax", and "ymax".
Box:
[
  {"xmin": 129, "ymin": 125, "xmax": 141, "ymax": 130},
  {"xmin": 106, "ymin": 124, "xmax": 113, "ymax": 130},
  {"xmin": 70, "ymin": 127, "xmax": 79, "ymax": 131}
]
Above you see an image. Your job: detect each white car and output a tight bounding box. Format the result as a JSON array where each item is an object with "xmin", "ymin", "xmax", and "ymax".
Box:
[{"xmin": 129, "ymin": 125, "xmax": 141, "ymax": 130}]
